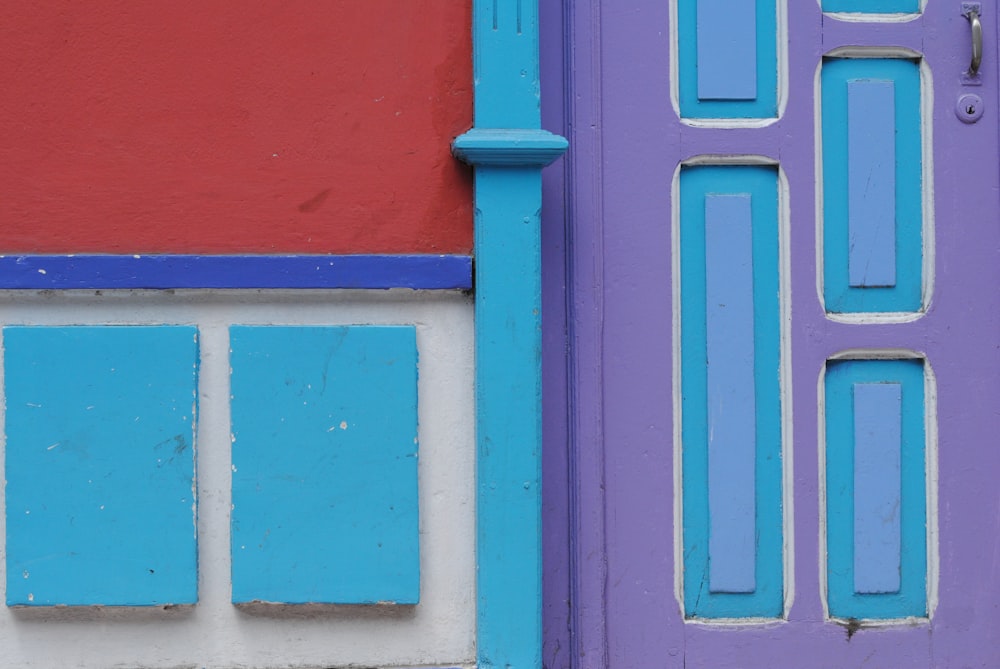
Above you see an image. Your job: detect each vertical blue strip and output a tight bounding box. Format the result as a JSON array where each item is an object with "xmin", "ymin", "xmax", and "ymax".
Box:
[
  {"xmin": 853, "ymin": 383, "xmax": 902, "ymax": 594},
  {"xmin": 697, "ymin": 0, "xmax": 757, "ymax": 101},
  {"xmin": 848, "ymin": 80, "xmax": 896, "ymax": 288},
  {"xmin": 822, "ymin": 58, "xmax": 922, "ymax": 313},
  {"xmin": 681, "ymin": 166, "xmax": 783, "ymax": 619},
  {"xmin": 679, "ymin": 0, "xmax": 777, "ymax": 118},
  {"xmin": 826, "ymin": 359, "xmax": 927, "ymax": 619},
  {"xmin": 475, "ymin": 166, "xmax": 543, "ymax": 667},
  {"xmin": 705, "ymin": 194, "xmax": 757, "ymax": 594}
]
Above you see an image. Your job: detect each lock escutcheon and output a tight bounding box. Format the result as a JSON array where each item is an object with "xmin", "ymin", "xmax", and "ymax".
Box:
[{"xmin": 956, "ymin": 93, "xmax": 984, "ymax": 123}]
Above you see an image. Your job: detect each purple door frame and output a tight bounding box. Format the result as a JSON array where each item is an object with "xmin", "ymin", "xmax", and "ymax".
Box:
[
  {"xmin": 539, "ymin": 0, "xmax": 572, "ymax": 661},
  {"xmin": 541, "ymin": 1, "xmax": 1000, "ymax": 667}
]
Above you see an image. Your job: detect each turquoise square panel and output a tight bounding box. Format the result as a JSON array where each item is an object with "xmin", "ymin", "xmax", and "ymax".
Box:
[
  {"xmin": 4, "ymin": 326, "xmax": 199, "ymax": 606},
  {"xmin": 230, "ymin": 326, "xmax": 419, "ymax": 604}
]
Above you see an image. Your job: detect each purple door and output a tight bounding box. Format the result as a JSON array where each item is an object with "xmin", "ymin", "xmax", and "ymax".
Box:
[{"xmin": 554, "ymin": 0, "xmax": 1000, "ymax": 666}]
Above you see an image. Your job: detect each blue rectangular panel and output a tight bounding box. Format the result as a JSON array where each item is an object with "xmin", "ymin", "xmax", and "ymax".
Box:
[
  {"xmin": 705, "ymin": 194, "xmax": 757, "ymax": 594},
  {"xmin": 848, "ymin": 81, "xmax": 897, "ymax": 288},
  {"xmin": 697, "ymin": 0, "xmax": 757, "ymax": 101},
  {"xmin": 823, "ymin": 59, "xmax": 922, "ymax": 313},
  {"xmin": 4, "ymin": 326, "xmax": 199, "ymax": 606},
  {"xmin": 823, "ymin": 0, "xmax": 919, "ymax": 14},
  {"xmin": 679, "ymin": 0, "xmax": 776, "ymax": 118},
  {"xmin": 853, "ymin": 383, "xmax": 902, "ymax": 594},
  {"xmin": 230, "ymin": 325, "xmax": 419, "ymax": 604},
  {"xmin": 680, "ymin": 166, "xmax": 783, "ymax": 618},
  {"xmin": 825, "ymin": 359, "xmax": 927, "ymax": 619}
]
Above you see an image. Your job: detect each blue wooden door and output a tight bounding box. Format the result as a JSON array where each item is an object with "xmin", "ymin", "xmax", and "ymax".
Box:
[{"xmin": 556, "ymin": 0, "xmax": 1000, "ymax": 666}]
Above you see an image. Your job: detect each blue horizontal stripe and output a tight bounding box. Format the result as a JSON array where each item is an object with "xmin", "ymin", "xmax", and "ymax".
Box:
[{"xmin": 0, "ymin": 255, "xmax": 472, "ymax": 290}]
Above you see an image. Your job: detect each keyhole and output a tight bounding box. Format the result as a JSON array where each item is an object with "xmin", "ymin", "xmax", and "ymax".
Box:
[{"xmin": 957, "ymin": 94, "xmax": 984, "ymax": 123}]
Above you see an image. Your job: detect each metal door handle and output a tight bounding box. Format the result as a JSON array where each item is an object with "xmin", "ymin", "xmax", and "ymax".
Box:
[{"xmin": 967, "ymin": 8, "xmax": 983, "ymax": 76}]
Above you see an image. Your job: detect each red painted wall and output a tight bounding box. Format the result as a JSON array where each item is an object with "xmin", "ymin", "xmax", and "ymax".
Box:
[{"xmin": 0, "ymin": 2, "xmax": 473, "ymax": 255}]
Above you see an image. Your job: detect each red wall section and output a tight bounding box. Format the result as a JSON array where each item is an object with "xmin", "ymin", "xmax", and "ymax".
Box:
[{"xmin": 0, "ymin": 2, "xmax": 472, "ymax": 255}]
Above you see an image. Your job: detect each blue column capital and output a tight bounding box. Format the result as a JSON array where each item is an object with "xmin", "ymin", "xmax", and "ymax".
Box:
[{"xmin": 453, "ymin": 128, "xmax": 567, "ymax": 167}]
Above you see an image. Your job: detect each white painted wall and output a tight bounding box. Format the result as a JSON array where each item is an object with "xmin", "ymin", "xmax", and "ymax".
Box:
[{"xmin": 0, "ymin": 289, "xmax": 476, "ymax": 669}]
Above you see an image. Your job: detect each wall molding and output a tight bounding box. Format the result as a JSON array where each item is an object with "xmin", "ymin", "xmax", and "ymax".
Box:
[{"xmin": 0, "ymin": 255, "xmax": 472, "ymax": 290}]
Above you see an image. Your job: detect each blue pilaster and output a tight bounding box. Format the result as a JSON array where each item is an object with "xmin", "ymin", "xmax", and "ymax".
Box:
[{"xmin": 453, "ymin": 1, "xmax": 566, "ymax": 666}]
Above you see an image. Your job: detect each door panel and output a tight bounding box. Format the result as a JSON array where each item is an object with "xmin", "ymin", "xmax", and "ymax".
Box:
[
  {"xmin": 679, "ymin": 165, "xmax": 785, "ymax": 620},
  {"xmin": 821, "ymin": 56, "xmax": 926, "ymax": 315},
  {"xmin": 823, "ymin": 356, "xmax": 929, "ymax": 620},
  {"xmin": 567, "ymin": 0, "xmax": 1000, "ymax": 665},
  {"xmin": 677, "ymin": 0, "xmax": 779, "ymax": 118}
]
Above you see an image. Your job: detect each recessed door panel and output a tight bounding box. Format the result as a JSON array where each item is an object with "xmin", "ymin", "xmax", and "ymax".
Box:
[
  {"xmin": 823, "ymin": 357, "xmax": 929, "ymax": 620},
  {"xmin": 676, "ymin": 0, "xmax": 780, "ymax": 119},
  {"xmin": 678, "ymin": 165, "xmax": 784, "ymax": 619},
  {"xmin": 821, "ymin": 57, "xmax": 925, "ymax": 315}
]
